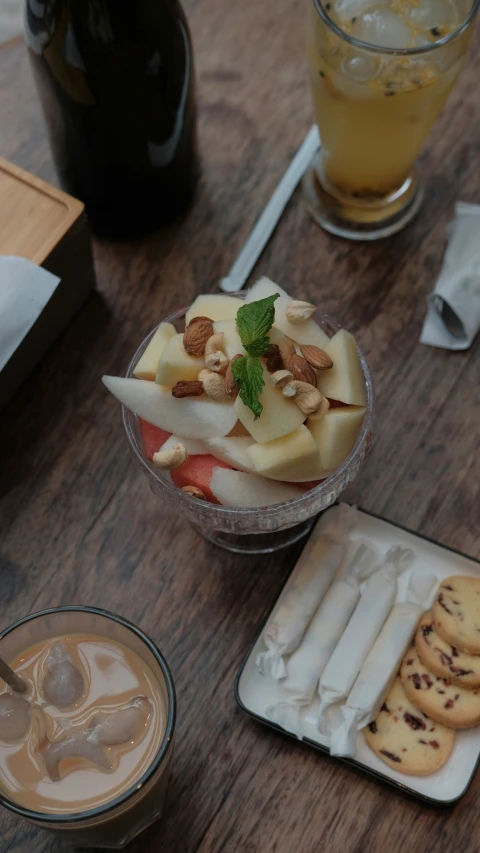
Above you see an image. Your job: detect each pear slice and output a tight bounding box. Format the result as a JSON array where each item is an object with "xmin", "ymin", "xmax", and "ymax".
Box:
[
  {"xmin": 102, "ymin": 377, "xmax": 237, "ymax": 438},
  {"xmin": 133, "ymin": 323, "xmax": 176, "ymax": 381},
  {"xmin": 205, "ymin": 436, "xmax": 256, "ymax": 473},
  {"xmin": 210, "ymin": 468, "xmax": 304, "ymax": 507}
]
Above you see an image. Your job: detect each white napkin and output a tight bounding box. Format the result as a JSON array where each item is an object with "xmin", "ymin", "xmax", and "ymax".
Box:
[
  {"xmin": 420, "ymin": 202, "xmax": 480, "ymax": 350},
  {"xmin": 0, "ymin": 256, "xmax": 60, "ymax": 372}
]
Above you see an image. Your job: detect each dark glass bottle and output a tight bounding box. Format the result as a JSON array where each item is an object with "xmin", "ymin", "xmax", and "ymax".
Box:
[{"xmin": 25, "ymin": 0, "xmax": 200, "ymax": 236}]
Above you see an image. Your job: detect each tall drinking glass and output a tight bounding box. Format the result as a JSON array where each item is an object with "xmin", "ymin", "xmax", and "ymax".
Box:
[
  {"xmin": 0, "ymin": 608, "xmax": 176, "ymax": 849},
  {"xmin": 304, "ymin": 0, "xmax": 479, "ymax": 239}
]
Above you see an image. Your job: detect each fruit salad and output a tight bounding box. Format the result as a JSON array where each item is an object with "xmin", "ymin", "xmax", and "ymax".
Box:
[{"xmin": 102, "ymin": 278, "xmax": 368, "ymax": 508}]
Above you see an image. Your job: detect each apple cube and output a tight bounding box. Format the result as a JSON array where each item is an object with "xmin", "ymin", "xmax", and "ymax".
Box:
[
  {"xmin": 102, "ymin": 376, "xmax": 237, "ymax": 438},
  {"xmin": 246, "ymin": 425, "xmax": 322, "ymax": 482},
  {"xmin": 210, "ymin": 468, "xmax": 304, "ymax": 507},
  {"xmin": 205, "ymin": 436, "xmax": 256, "ymax": 473},
  {"xmin": 133, "ymin": 323, "xmax": 176, "ymax": 381},
  {"xmin": 233, "ymin": 363, "xmax": 305, "ymax": 442},
  {"xmin": 155, "ymin": 334, "xmax": 204, "ymax": 385},
  {"xmin": 316, "ymin": 329, "xmax": 367, "ymax": 406},
  {"xmin": 245, "ymin": 277, "xmax": 329, "ymax": 348},
  {"xmin": 213, "ymin": 319, "xmax": 246, "ymax": 359},
  {"xmin": 308, "ymin": 406, "xmax": 366, "ymax": 469},
  {"xmin": 185, "ymin": 294, "xmax": 243, "ymax": 324}
]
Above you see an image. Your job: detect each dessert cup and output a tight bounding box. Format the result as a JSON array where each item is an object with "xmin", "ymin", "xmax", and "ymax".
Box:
[{"xmin": 122, "ymin": 298, "xmax": 374, "ymax": 553}]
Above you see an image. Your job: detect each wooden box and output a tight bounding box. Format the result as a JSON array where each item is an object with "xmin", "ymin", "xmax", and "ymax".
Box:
[{"xmin": 0, "ymin": 157, "xmax": 96, "ymax": 409}]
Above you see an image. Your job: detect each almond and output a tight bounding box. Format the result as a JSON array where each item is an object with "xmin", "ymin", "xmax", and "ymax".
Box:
[
  {"xmin": 300, "ymin": 344, "xmax": 333, "ymax": 370},
  {"xmin": 172, "ymin": 380, "xmax": 204, "ymax": 398},
  {"xmin": 183, "ymin": 318, "xmax": 214, "ymax": 357},
  {"xmin": 225, "ymin": 354, "xmax": 241, "ymax": 398},
  {"xmin": 265, "ymin": 344, "xmax": 284, "ymax": 373},
  {"xmin": 284, "ymin": 354, "xmax": 317, "ymax": 387},
  {"xmin": 278, "ymin": 338, "xmax": 296, "ymax": 363},
  {"xmin": 188, "ymin": 315, "xmax": 214, "ymax": 325}
]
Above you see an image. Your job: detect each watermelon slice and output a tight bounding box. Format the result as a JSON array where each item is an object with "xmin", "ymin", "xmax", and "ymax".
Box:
[
  {"xmin": 171, "ymin": 455, "xmax": 233, "ymax": 504},
  {"xmin": 139, "ymin": 417, "xmax": 171, "ymax": 461}
]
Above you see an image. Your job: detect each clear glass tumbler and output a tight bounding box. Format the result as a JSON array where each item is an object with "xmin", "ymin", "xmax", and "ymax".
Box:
[
  {"xmin": 0, "ymin": 607, "xmax": 176, "ymax": 849},
  {"xmin": 122, "ymin": 302, "xmax": 374, "ymax": 554},
  {"xmin": 303, "ymin": 0, "xmax": 480, "ymax": 239}
]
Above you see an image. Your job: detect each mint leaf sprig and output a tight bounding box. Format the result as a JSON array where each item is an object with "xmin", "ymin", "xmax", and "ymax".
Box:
[{"xmin": 231, "ymin": 294, "xmax": 279, "ymax": 419}]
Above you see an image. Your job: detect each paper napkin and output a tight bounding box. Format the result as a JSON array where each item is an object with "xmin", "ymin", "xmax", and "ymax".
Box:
[
  {"xmin": 0, "ymin": 256, "xmax": 60, "ymax": 372},
  {"xmin": 420, "ymin": 202, "xmax": 480, "ymax": 350}
]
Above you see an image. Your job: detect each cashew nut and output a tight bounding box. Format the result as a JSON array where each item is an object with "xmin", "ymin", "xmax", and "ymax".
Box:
[{"xmin": 152, "ymin": 443, "xmax": 188, "ymax": 470}]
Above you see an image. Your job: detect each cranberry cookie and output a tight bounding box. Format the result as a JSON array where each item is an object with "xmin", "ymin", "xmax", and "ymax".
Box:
[
  {"xmin": 364, "ymin": 678, "xmax": 455, "ymax": 776},
  {"xmin": 401, "ymin": 646, "xmax": 480, "ymax": 728},
  {"xmin": 416, "ymin": 612, "xmax": 480, "ymax": 689},
  {"xmin": 432, "ymin": 576, "xmax": 480, "ymax": 655}
]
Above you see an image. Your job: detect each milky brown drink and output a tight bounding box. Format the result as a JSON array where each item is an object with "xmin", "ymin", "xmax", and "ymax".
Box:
[{"xmin": 0, "ymin": 633, "xmax": 166, "ymax": 815}]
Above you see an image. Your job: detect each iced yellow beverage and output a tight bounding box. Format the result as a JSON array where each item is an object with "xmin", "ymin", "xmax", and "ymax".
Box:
[{"xmin": 305, "ymin": 0, "xmax": 478, "ymax": 238}]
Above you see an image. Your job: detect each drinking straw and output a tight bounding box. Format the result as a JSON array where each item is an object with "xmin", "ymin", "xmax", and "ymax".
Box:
[
  {"xmin": 220, "ymin": 125, "xmax": 320, "ymax": 293},
  {"xmin": 0, "ymin": 656, "xmax": 27, "ymax": 693}
]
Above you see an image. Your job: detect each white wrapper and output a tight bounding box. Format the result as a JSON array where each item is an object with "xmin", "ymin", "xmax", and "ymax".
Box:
[
  {"xmin": 265, "ymin": 542, "xmax": 378, "ymax": 733},
  {"xmin": 420, "ymin": 202, "xmax": 480, "ymax": 350},
  {"xmin": 329, "ymin": 572, "xmax": 437, "ymax": 757},
  {"xmin": 256, "ymin": 504, "xmax": 357, "ymax": 679},
  {"xmin": 317, "ymin": 546, "xmax": 414, "ymax": 734}
]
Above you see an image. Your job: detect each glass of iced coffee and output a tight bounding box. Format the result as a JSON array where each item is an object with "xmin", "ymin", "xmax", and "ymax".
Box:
[
  {"xmin": 0, "ymin": 607, "xmax": 176, "ymax": 849},
  {"xmin": 304, "ymin": 0, "xmax": 480, "ymax": 239}
]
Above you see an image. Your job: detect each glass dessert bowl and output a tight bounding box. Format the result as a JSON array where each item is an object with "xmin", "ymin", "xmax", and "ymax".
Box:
[{"xmin": 106, "ymin": 280, "xmax": 374, "ymax": 553}]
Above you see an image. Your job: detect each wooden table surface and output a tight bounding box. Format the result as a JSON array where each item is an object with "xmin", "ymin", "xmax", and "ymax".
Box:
[{"xmin": 0, "ymin": 3, "xmax": 479, "ymax": 850}]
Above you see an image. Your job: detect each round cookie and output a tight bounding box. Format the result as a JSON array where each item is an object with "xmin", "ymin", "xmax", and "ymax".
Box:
[
  {"xmin": 364, "ymin": 677, "xmax": 455, "ymax": 776},
  {"xmin": 432, "ymin": 576, "xmax": 480, "ymax": 655},
  {"xmin": 401, "ymin": 646, "xmax": 480, "ymax": 728},
  {"xmin": 416, "ymin": 612, "xmax": 480, "ymax": 689}
]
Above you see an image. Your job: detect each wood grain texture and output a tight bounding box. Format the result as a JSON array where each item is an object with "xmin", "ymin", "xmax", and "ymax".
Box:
[
  {"xmin": 0, "ymin": 2, "xmax": 479, "ymax": 850},
  {"xmin": 0, "ymin": 156, "xmax": 83, "ymax": 263}
]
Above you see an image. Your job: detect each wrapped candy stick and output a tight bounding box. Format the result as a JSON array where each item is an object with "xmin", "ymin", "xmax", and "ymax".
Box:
[
  {"xmin": 256, "ymin": 504, "xmax": 357, "ymax": 679},
  {"xmin": 266, "ymin": 542, "xmax": 378, "ymax": 734},
  {"xmin": 329, "ymin": 572, "xmax": 437, "ymax": 757},
  {"xmin": 317, "ymin": 546, "xmax": 414, "ymax": 734}
]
